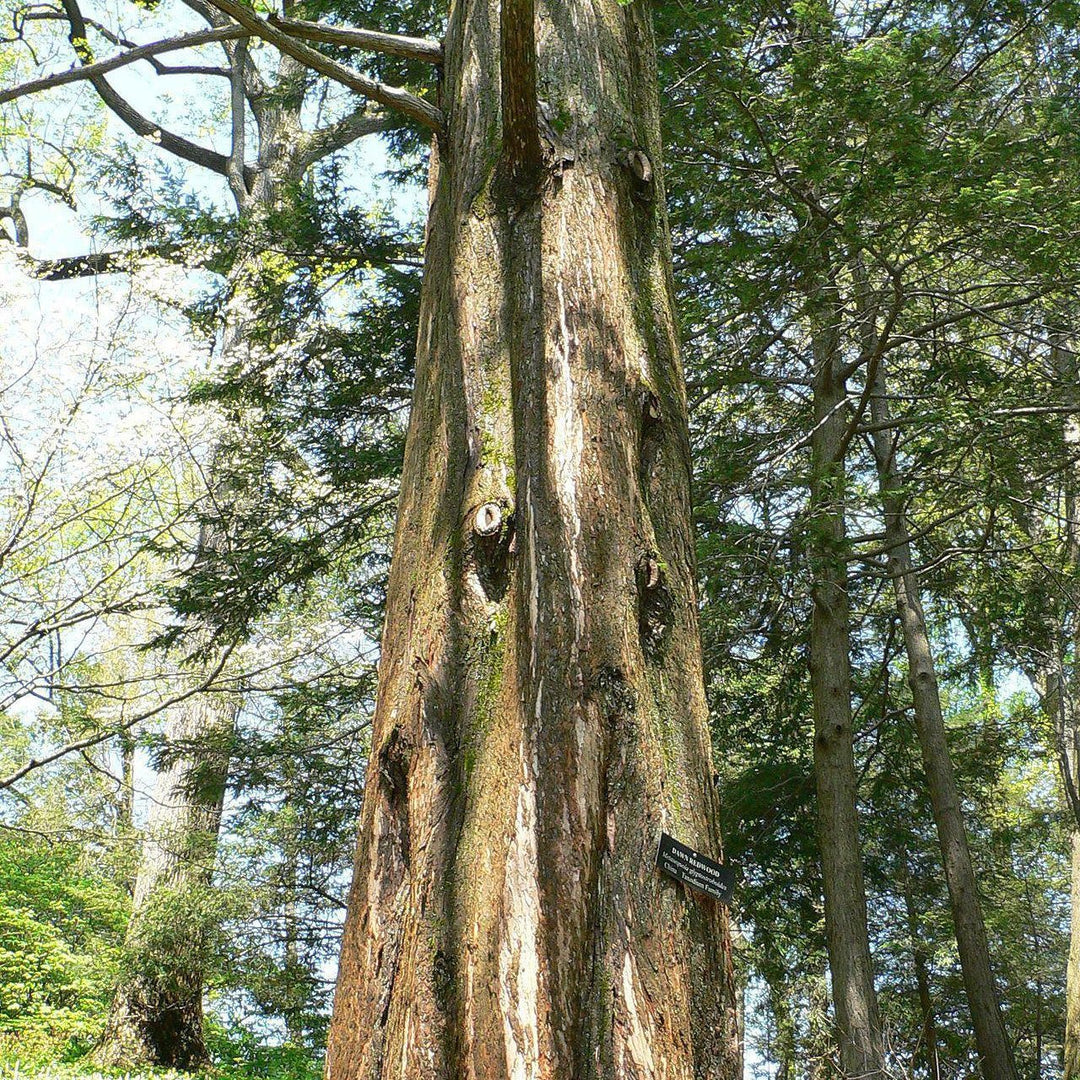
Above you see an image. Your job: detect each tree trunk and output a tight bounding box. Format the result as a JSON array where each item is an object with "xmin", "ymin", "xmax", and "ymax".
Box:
[
  {"xmin": 1049, "ymin": 328, "xmax": 1080, "ymax": 1080},
  {"xmin": 767, "ymin": 975, "xmax": 797, "ymax": 1080},
  {"xmin": 96, "ymin": 56, "xmax": 310, "ymax": 1066},
  {"xmin": 118, "ymin": 728, "xmax": 136, "ymax": 832},
  {"xmin": 902, "ymin": 867, "xmax": 941, "ymax": 1080},
  {"xmin": 807, "ymin": 302, "xmax": 885, "ymax": 1079},
  {"xmin": 95, "ymin": 694, "xmax": 236, "ymax": 1069},
  {"xmin": 1067, "ymin": 831, "xmax": 1080, "ymax": 1079},
  {"xmin": 868, "ymin": 356, "xmax": 1018, "ymax": 1080},
  {"xmin": 325, "ymin": 1, "xmax": 739, "ymax": 1076}
]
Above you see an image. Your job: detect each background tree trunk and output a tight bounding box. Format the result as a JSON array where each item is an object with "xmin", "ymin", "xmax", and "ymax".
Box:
[
  {"xmin": 807, "ymin": 302, "xmax": 885, "ymax": 1078},
  {"xmin": 94, "ymin": 694, "xmax": 236, "ymax": 1069},
  {"xmin": 95, "ymin": 50, "xmax": 311, "ymax": 1065},
  {"xmin": 901, "ymin": 872, "xmax": 942, "ymax": 1080},
  {"xmin": 325, "ymin": 1, "xmax": 739, "ymax": 1076},
  {"xmin": 868, "ymin": 355, "xmax": 1018, "ymax": 1080}
]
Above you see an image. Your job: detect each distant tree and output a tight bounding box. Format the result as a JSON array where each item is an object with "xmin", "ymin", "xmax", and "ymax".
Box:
[{"xmin": 1, "ymin": 0, "xmax": 421, "ymax": 1064}]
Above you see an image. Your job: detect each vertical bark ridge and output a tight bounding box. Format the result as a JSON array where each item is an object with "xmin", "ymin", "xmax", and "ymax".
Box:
[{"xmin": 327, "ymin": 1, "xmax": 737, "ymax": 1076}]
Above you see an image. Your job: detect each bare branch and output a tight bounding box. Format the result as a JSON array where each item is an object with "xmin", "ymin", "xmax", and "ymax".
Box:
[
  {"xmin": 56, "ymin": 0, "xmax": 251, "ymax": 181},
  {"xmin": 0, "ymin": 25, "xmax": 247, "ymax": 105},
  {"xmin": 199, "ymin": 0, "xmax": 442, "ymax": 131},
  {"xmin": 0, "ymin": 642, "xmax": 238, "ymax": 791},
  {"xmin": 268, "ymin": 15, "xmax": 442, "ymax": 64}
]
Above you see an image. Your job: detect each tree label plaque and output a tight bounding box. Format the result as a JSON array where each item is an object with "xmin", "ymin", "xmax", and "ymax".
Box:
[{"xmin": 655, "ymin": 832, "xmax": 734, "ymax": 904}]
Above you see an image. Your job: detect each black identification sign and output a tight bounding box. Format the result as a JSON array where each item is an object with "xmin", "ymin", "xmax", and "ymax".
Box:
[{"xmin": 655, "ymin": 833, "xmax": 734, "ymax": 904}]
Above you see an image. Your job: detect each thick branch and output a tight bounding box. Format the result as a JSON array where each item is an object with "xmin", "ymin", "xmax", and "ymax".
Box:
[
  {"xmin": 199, "ymin": 0, "xmax": 442, "ymax": 131},
  {"xmin": 268, "ymin": 15, "xmax": 442, "ymax": 64},
  {"xmin": 0, "ymin": 25, "xmax": 247, "ymax": 105},
  {"xmin": 500, "ymin": 0, "xmax": 541, "ymax": 174},
  {"xmin": 0, "ymin": 202, "xmax": 28, "ymax": 246},
  {"xmin": 22, "ymin": 250, "xmax": 147, "ymax": 278},
  {"xmin": 226, "ymin": 35, "xmax": 248, "ymax": 199}
]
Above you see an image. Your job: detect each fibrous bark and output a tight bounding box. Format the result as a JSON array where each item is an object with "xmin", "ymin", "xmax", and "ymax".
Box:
[
  {"xmin": 1047, "ymin": 330, "xmax": 1080, "ymax": 1080},
  {"xmin": 1067, "ymin": 831, "xmax": 1080, "ymax": 1079},
  {"xmin": 325, "ymin": 1, "xmax": 739, "ymax": 1076}
]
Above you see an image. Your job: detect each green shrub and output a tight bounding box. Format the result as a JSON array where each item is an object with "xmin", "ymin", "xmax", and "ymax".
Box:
[{"xmin": 0, "ymin": 833, "xmax": 128, "ymax": 1052}]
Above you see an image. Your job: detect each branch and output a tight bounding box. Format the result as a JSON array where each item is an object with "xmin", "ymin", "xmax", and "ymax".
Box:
[
  {"xmin": 268, "ymin": 15, "xmax": 442, "ymax": 64},
  {"xmin": 0, "ymin": 200, "xmax": 28, "ymax": 246},
  {"xmin": 883, "ymin": 291, "xmax": 1048, "ymax": 352},
  {"xmin": 58, "ymin": 0, "xmax": 247, "ymax": 180},
  {"xmin": 199, "ymin": 0, "xmax": 441, "ymax": 131},
  {"xmin": 180, "ymin": 0, "xmax": 269, "ymax": 111},
  {"xmin": 22, "ymin": 250, "xmax": 145, "ymax": 278},
  {"xmin": 0, "ymin": 641, "xmax": 237, "ymax": 792},
  {"xmin": 226, "ymin": 35, "xmax": 248, "ymax": 199},
  {"xmin": 500, "ymin": 0, "xmax": 541, "ymax": 175},
  {"xmin": 297, "ymin": 108, "xmax": 395, "ymax": 170},
  {"xmin": 0, "ymin": 25, "xmax": 248, "ymax": 105}
]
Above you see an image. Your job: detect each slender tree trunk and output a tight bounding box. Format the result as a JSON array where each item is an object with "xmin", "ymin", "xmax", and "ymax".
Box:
[
  {"xmin": 807, "ymin": 301, "xmax": 885, "ymax": 1078},
  {"xmin": 325, "ymin": 1, "xmax": 738, "ymax": 1076},
  {"xmin": 118, "ymin": 728, "xmax": 136, "ymax": 832},
  {"xmin": 767, "ymin": 975, "xmax": 797, "ymax": 1080},
  {"xmin": 868, "ymin": 358, "xmax": 1018, "ymax": 1080},
  {"xmin": 901, "ymin": 868, "xmax": 941, "ymax": 1080},
  {"xmin": 806, "ymin": 974, "xmax": 836, "ymax": 1080}
]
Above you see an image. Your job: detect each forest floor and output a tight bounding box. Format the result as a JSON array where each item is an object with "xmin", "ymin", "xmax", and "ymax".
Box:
[{"xmin": 0, "ymin": 1037, "xmax": 322, "ymax": 1080}]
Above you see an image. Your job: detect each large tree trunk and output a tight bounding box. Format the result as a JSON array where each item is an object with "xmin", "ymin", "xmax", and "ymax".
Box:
[
  {"xmin": 1038, "ymin": 653, "xmax": 1080, "ymax": 1079},
  {"xmin": 868, "ymin": 357, "xmax": 1018, "ymax": 1080},
  {"xmin": 1067, "ymin": 831, "xmax": 1080, "ymax": 1079},
  {"xmin": 95, "ymin": 694, "xmax": 236, "ymax": 1069},
  {"xmin": 325, "ymin": 1, "xmax": 738, "ymax": 1076},
  {"xmin": 806, "ymin": 303, "xmax": 885, "ymax": 1079}
]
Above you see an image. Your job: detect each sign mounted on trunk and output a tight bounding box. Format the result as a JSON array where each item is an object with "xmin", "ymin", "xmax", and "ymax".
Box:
[{"xmin": 655, "ymin": 832, "xmax": 735, "ymax": 904}]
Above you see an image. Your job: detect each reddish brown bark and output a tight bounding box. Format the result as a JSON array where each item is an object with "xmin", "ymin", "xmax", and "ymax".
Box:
[{"xmin": 325, "ymin": 1, "xmax": 739, "ymax": 1077}]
